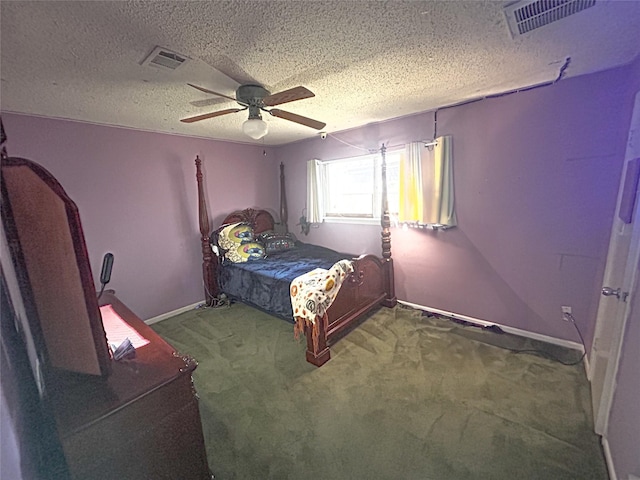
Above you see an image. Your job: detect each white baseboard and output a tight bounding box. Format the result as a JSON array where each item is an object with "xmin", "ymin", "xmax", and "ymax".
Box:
[
  {"xmin": 602, "ymin": 436, "xmax": 618, "ymax": 480},
  {"xmin": 148, "ymin": 299, "xmax": 585, "ymax": 352},
  {"xmin": 398, "ymin": 300, "xmax": 584, "ymax": 352},
  {"xmin": 144, "ymin": 301, "xmax": 203, "ymax": 325}
]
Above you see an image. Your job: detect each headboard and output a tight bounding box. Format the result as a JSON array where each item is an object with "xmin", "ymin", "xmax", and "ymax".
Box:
[{"xmin": 222, "ymin": 208, "xmax": 275, "ymax": 234}]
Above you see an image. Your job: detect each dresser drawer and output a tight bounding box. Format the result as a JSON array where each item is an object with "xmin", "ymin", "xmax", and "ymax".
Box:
[{"xmin": 62, "ymin": 374, "xmax": 209, "ymax": 479}]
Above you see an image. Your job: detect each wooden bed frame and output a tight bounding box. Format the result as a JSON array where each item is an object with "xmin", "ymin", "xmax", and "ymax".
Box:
[{"xmin": 195, "ymin": 155, "xmax": 397, "ymax": 366}]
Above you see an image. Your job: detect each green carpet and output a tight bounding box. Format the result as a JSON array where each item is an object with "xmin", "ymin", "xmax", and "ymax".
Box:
[{"xmin": 151, "ymin": 303, "xmax": 607, "ymax": 480}]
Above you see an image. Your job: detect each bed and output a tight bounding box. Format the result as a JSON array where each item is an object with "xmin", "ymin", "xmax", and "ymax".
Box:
[{"xmin": 195, "ymin": 156, "xmax": 397, "ymax": 367}]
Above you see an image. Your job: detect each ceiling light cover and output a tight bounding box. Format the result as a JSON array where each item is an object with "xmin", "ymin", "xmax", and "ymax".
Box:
[{"xmin": 242, "ymin": 118, "xmax": 268, "ymax": 140}]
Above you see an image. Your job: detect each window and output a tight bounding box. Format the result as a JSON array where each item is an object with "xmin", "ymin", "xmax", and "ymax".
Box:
[
  {"xmin": 307, "ymin": 136, "xmax": 456, "ymax": 229},
  {"xmin": 311, "ymin": 151, "xmax": 401, "ymax": 223}
]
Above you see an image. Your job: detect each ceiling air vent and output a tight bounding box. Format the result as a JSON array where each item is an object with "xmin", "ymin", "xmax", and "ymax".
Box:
[
  {"xmin": 141, "ymin": 46, "xmax": 189, "ymax": 71},
  {"xmin": 504, "ymin": 0, "xmax": 597, "ymax": 37}
]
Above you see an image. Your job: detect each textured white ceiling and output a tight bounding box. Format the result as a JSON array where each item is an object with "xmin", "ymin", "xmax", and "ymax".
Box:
[{"xmin": 1, "ymin": 1, "xmax": 639, "ymax": 146}]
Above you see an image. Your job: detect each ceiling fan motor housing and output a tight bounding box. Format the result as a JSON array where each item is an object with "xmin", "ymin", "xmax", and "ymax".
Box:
[{"xmin": 236, "ymin": 84, "xmax": 271, "ymax": 106}]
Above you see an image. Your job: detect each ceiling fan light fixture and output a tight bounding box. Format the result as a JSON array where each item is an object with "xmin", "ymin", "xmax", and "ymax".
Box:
[{"xmin": 242, "ymin": 118, "xmax": 268, "ymax": 140}]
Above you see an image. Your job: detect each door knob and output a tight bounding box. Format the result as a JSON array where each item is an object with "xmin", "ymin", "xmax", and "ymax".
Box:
[{"xmin": 601, "ymin": 287, "xmax": 621, "ymax": 299}]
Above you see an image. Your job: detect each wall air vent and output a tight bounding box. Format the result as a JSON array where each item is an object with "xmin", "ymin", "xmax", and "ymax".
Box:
[
  {"xmin": 504, "ymin": 0, "xmax": 597, "ymax": 37},
  {"xmin": 141, "ymin": 46, "xmax": 189, "ymax": 71}
]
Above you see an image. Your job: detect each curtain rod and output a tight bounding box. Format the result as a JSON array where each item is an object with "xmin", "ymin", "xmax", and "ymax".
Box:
[{"xmin": 379, "ymin": 139, "xmax": 439, "ymax": 151}]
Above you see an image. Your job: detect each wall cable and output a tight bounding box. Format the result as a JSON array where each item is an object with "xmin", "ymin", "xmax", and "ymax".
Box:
[
  {"xmin": 319, "ymin": 58, "xmax": 571, "ymax": 157},
  {"xmin": 502, "ymin": 311, "xmax": 587, "ymax": 366},
  {"xmin": 327, "ymin": 133, "xmax": 377, "ymax": 153}
]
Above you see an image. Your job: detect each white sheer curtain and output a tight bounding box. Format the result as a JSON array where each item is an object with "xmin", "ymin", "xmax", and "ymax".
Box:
[
  {"xmin": 397, "ymin": 135, "xmax": 456, "ymax": 228},
  {"xmin": 306, "ymin": 159, "xmax": 325, "ymax": 223}
]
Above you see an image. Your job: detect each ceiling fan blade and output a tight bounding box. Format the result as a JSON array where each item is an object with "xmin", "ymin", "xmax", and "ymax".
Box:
[
  {"xmin": 187, "ymin": 83, "xmax": 238, "ymax": 103},
  {"xmin": 263, "ymin": 86, "xmax": 315, "ymax": 107},
  {"xmin": 269, "ymin": 109, "xmax": 326, "ymax": 130},
  {"xmin": 180, "ymin": 108, "xmax": 244, "ymax": 123},
  {"xmin": 190, "ymin": 97, "xmax": 228, "ymax": 108}
]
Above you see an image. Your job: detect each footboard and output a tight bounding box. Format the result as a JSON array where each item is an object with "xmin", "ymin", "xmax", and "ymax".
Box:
[
  {"xmin": 303, "ymin": 254, "xmax": 390, "ymax": 366},
  {"xmin": 303, "ymin": 144, "xmax": 398, "ymax": 366}
]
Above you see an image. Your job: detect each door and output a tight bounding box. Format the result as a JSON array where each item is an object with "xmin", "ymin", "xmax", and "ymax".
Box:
[{"xmin": 590, "ymin": 90, "xmax": 640, "ymax": 435}]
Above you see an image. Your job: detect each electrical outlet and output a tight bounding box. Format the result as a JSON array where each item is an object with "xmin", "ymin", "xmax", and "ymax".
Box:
[{"xmin": 561, "ymin": 305, "xmax": 572, "ymax": 321}]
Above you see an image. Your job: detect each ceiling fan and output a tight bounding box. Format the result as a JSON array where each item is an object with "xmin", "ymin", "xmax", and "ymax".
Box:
[{"xmin": 181, "ymin": 83, "xmax": 326, "ymax": 140}]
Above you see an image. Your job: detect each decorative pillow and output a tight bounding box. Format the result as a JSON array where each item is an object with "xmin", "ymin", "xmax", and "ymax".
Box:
[
  {"xmin": 224, "ymin": 241, "xmax": 265, "ymax": 263},
  {"xmin": 257, "ymin": 231, "xmax": 297, "ymax": 254},
  {"xmin": 216, "ymin": 222, "xmax": 254, "ymax": 253},
  {"xmin": 211, "ymin": 222, "xmax": 266, "ymax": 263}
]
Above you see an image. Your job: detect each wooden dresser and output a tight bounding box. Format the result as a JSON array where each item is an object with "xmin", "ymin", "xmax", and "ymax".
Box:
[
  {"xmin": 0, "ymin": 154, "xmax": 211, "ymax": 479},
  {"xmin": 50, "ymin": 292, "xmax": 211, "ymax": 480}
]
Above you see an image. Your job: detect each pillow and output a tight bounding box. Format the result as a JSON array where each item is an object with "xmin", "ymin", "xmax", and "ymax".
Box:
[
  {"xmin": 225, "ymin": 242, "xmax": 266, "ymax": 263},
  {"xmin": 212, "ymin": 222, "xmax": 267, "ymax": 263},
  {"xmin": 216, "ymin": 222, "xmax": 254, "ymax": 253},
  {"xmin": 257, "ymin": 231, "xmax": 297, "ymax": 254}
]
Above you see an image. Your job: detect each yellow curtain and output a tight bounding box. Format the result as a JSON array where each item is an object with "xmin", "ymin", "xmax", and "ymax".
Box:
[
  {"xmin": 398, "ymin": 142, "xmax": 423, "ymax": 222},
  {"xmin": 397, "ymin": 136, "xmax": 456, "ymax": 228}
]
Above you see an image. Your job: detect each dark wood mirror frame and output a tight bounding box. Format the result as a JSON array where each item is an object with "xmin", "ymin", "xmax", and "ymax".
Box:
[{"xmin": 1, "ymin": 157, "xmax": 111, "ymax": 384}]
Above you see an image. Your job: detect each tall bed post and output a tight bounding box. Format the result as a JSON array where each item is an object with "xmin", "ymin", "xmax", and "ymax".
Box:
[
  {"xmin": 380, "ymin": 145, "xmax": 397, "ymax": 307},
  {"xmin": 280, "ymin": 162, "xmax": 288, "ymax": 232},
  {"xmin": 195, "ymin": 156, "xmax": 218, "ymax": 305}
]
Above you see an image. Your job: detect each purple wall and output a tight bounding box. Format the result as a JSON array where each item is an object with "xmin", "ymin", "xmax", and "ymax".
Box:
[
  {"xmin": 1, "ymin": 63, "xmax": 634, "ymax": 343},
  {"xmin": 1, "ymin": 115, "xmax": 279, "ymax": 319},
  {"xmin": 278, "ymin": 63, "xmax": 636, "ymax": 346}
]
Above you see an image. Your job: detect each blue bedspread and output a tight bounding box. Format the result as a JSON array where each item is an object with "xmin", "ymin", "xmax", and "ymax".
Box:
[{"xmin": 218, "ymin": 243, "xmax": 350, "ymax": 321}]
